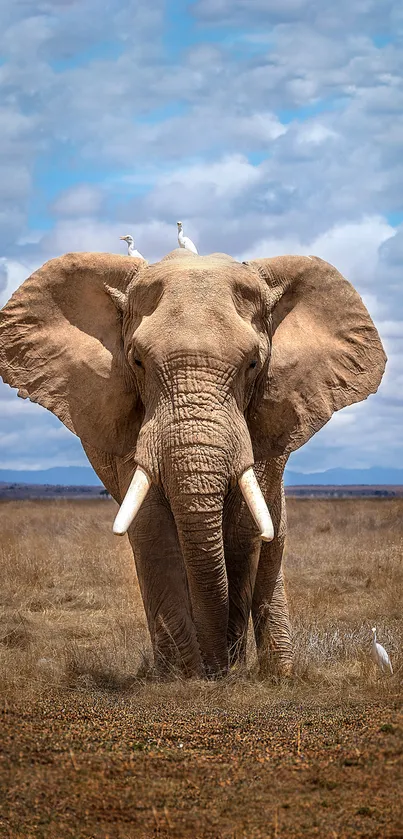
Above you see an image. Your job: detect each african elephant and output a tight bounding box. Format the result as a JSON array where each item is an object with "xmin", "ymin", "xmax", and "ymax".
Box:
[{"xmin": 0, "ymin": 249, "xmax": 386, "ymax": 678}]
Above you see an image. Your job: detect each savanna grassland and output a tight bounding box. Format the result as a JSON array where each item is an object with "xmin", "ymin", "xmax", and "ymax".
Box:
[{"xmin": 0, "ymin": 497, "xmax": 402, "ymax": 838}]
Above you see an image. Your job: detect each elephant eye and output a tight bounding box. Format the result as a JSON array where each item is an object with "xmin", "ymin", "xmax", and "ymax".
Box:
[
  {"xmin": 134, "ymin": 358, "xmax": 143, "ymax": 368},
  {"xmin": 249, "ymin": 360, "xmax": 257, "ymax": 369}
]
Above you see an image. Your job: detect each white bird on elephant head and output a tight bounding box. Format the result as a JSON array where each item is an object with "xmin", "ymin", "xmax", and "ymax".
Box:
[
  {"xmin": 371, "ymin": 626, "xmax": 393, "ymax": 675},
  {"xmin": 119, "ymin": 235, "xmax": 144, "ymax": 260},
  {"xmin": 177, "ymin": 221, "xmax": 198, "ymax": 254}
]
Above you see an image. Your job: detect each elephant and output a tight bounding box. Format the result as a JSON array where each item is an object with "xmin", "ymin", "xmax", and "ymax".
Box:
[{"xmin": 0, "ymin": 248, "xmax": 386, "ymax": 679}]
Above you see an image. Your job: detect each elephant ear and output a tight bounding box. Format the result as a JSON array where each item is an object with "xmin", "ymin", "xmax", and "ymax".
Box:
[
  {"xmin": 246, "ymin": 255, "xmax": 387, "ymax": 460},
  {"xmin": 0, "ymin": 251, "xmax": 145, "ymax": 456}
]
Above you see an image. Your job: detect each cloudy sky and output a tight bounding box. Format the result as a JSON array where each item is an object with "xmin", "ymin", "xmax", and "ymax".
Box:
[{"xmin": 0, "ymin": 0, "xmax": 402, "ymax": 475}]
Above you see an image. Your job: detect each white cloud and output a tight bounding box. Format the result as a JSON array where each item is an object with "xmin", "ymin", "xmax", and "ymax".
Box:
[
  {"xmin": 52, "ymin": 184, "xmax": 104, "ymax": 217},
  {"xmin": 160, "ymin": 154, "xmax": 262, "ymax": 197},
  {"xmin": 236, "ymin": 216, "xmax": 394, "ymax": 285},
  {"xmin": 304, "ymin": 217, "xmax": 394, "ymax": 285},
  {"xmin": 0, "ymin": 260, "xmax": 7, "ymax": 294},
  {"xmin": 0, "ymin": 259, "xmax": 34, "ymax": 307},
  {"xmin": 0, "ymin": 0, "xmax": 401, "ymax": 472},
  {"xmin": 377, "ymin": 320, "xmax": 403, "ymax": 339},
  {"xmin": 296, "ymin": 122, "xmax": 337, "ymax": 144},
  {"xmin": 31, "ymin": 217, "xmax": 175, "ymax": 263}
]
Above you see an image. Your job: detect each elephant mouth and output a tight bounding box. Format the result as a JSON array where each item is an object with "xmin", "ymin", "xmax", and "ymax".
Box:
[{"xmin": 112, "ymin": 464, "xmax": 274, "ymax": 541}]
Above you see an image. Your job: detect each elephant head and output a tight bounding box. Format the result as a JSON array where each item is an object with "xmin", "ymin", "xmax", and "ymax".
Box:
[{"xmin": 0, "ymin": 249, "xmax": 386, "ymax": 675}]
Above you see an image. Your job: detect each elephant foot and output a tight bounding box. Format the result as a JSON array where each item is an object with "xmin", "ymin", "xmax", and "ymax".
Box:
[
  {"xmin": 257, "ymin": 651, "xmax": 294, "ymax": 681},
  {"xmin": 277, "ymin": 659, "xmax": 293, "ymax": 678},
  {"xmin": 154, "ymin": 655, "xmax": 204, "ymax": 681},
  {"xmin": 204, "ymin": 660, "xmax": 229, "ymax": 680}
]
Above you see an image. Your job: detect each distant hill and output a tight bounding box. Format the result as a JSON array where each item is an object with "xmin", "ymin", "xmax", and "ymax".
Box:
[
  {"xmin": 0, "ymin": 465, "xmax": 402, "ymax": 487},
  {"xmin": 284, "ymin": 467, "xmax": 403, "ymax": 486},
  {"xmin": 0, "ymin": 466, "xmax": 102, "ymax": 486}
]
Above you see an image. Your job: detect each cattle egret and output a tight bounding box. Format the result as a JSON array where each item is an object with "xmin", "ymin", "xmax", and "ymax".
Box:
[
  {"xmin": 120, "ymin": 235, "xmax": 144, "ymax": 260},
  {"xmin": 371, "ymin": 626, "xmax": 393, "ymax": 675},
  {"xmin": 177, "ymin": 221, "xmax": 198, "ymax": 254}
]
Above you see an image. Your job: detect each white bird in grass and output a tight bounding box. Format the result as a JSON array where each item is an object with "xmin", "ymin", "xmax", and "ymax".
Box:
[
  {"xmin": 371, "ymin": 626, "xmax": 393, "ymax": 675},
  {"xmin": 120, "ymin": 234, "xmax": 144, "ymax": 260},
  {"xmin": 177, "ymin": 221, "xmax": 198, "ymax": 254}
]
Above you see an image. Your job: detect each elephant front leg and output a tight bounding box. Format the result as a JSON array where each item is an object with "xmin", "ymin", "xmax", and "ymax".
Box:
[
  {"xmin": 252, "ymin": 487, "xmax": 293, "ymax": 677},
  {"xmin": 223, "ymin": 489, "xmax": 262, "ymax": 668},
  {"xmin": 252, "ymin": 544, "xmax": 293, "ymax": 677},
  {"xmin": 128, "ymin": 486, "xmax": 203, "ymax": 679}
]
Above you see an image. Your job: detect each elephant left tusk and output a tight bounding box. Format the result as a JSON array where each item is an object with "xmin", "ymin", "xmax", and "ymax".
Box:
[
  {"xmin": 238, "ymin": 467, "xmax": 274, "ymax": 542},
  {"xmin": 113, "ymin": 466, "xmax": 151, "ymax": 535}
]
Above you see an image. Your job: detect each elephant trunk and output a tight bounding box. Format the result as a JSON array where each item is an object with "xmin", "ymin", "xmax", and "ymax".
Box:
[
  {"xmin": 168, "ymin": 474, "xmax": 229, "ymax": 675},
  {"xmin": 157, "ymin": 404, "xmax": 254, "ymax": 676}
]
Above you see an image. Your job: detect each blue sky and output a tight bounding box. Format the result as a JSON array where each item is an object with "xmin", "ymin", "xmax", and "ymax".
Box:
[{"xmin": 0, "ymin": 0, "xmax": 402, "ymax": 474}]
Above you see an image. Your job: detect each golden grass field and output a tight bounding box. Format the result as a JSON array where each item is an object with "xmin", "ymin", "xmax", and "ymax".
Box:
[{"xmin": 0, "ymin": 497, "xmax": 402, "ymax": 838}]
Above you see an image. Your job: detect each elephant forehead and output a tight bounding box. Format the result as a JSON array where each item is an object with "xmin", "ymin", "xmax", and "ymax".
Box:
[
  {"xmin": 137, "ymin": 258, "xmax": 264, "ymax": 304},
  {"xmin": 126, "ymin": 261, "xmax": 267, "ymax": 360}
]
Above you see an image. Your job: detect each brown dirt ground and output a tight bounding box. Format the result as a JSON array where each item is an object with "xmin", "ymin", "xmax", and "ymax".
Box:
[
  {"xmin": 0, "ymin": 498, "xmax": 402, "ymax": 838},
  {"xmin": 0, "ymin": 694, "xmax": 402, "ymax": 838}
]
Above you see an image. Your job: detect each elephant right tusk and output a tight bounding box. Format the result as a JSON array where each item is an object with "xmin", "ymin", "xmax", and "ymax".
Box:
[
  {"xmin": 238, "ymin": 467, "xmax": 274, "ymax": 542},
  {"xmin": 113, "ymin": 466, "xmax": 152, "ymax": 535}
]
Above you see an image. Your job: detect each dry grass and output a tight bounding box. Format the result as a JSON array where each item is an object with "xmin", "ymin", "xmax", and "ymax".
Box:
[
  {"xmin": 0, "ymin": 497, "xmax": 401, "ymax": 701},
  {"xmin": 285, "ymin": 498, "xmax": 402, "ymax": 699},
  {"xmin": 0, "ymin": 498, "xmax": 402, "ymax": 838},
  {"xmin": 0, "ymin": 499, "xmax": 149, "ymax": 696}
]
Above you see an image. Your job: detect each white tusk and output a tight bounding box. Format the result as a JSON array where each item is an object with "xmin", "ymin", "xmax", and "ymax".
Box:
[
  {"xmin": 238, "ymin": 467, "xmax": 274, "ymax": 542},
  {"xmin": 113, "ymin": 466, "xmax": 151, "ymax": 535}
]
